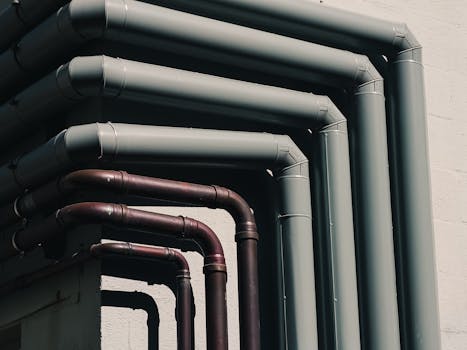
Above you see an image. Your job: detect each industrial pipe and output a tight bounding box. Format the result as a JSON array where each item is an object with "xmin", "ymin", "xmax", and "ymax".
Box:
[
  {"xmin": 0, "ymin": 122, "xmax": 316, "ymax": 349},
  {"xmin": 101, "ymin": 290, "xmax": 160, "ymax": 350},
  {"xmin": 0, "ymin": 0, "xmax": 378, "ymax": 102},
  {"xmin": 1, "ymin": 169, "xmax": 260, "ymax": 350},
  {"xmin": 0, "ymin": 13, "xmax": 398, "ymax": 346},
  {"xmin": 0, "ymin": 0, "xmax": 439, "ymax": 346},
  {"xmin": 94, "ymin": 243, "xmax": 192, "ymax": 350},
  {"xmin": 0, "ymin": 203, "xmax": 226, "ymax": 350},
  {"xmin": 0, "ymin": 54, "xmax": 369, "ymax": 349},
  {"xmin": 146, "ymin": 2, "xmax": 439, "ymax": 349}
]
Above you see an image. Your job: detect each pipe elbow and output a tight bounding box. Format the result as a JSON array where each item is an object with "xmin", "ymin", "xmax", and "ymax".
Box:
[
  {"xmin": 182, "ymin": 217, "xmax": 224, "ymax": 263},
  {"xmin": 61, "ymin": 169, "xmax": 127, "ymax": 193},
  {"xmin": 66, "ymin": 0, "xmax": 125, "ymax": 39},
  {"xmin": 314, "ymin": 95, "xmax": 346, "ymax": 129},
  {"xmin": 392, "ymin": 22, "xmax": 421, "ymax": 51},
  {"xmin": 168, "ymin": 249, "xmax": 191, "ymax": 276},
  {"xmin": 57, "ymin": 202, "xmax": 126, "ymax": 227},
  {"xmin": 56, "ymin": 56, "xmax": 125, "ymax": 99},
  {"xmin": 63, "ymin": 122, "xmax": 118, "ymax": 162},
  {"xmin": 273, "ymin": 135, "xmax": 309, "ymax": 172},
  {"xmin": 353, "ymin": 54, "xmax": 384, "ymax": 93},
  {"xmin": 211, "ymin": 185, "xmax": 256, "ymax": 229}
]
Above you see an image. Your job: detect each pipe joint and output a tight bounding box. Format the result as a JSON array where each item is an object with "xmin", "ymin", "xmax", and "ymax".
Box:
[
  {"xmin": 319, "ymin": 118, "xmax": 348, "ymax": 133},
  {"xmin": 235, "ymin": 230, "xmax": 259, "ymax": 242},
  {"xmin": 314, "ymin": 95, "xmax": 346, "ymax": 129},
  {"xmin": 353, "ymin": 55, "xmax": 384, "ymax": 94},
  {"xmin": 66, "ymin": 0, "xmax": 107, "ymax": 39},
  {"xmin": 56, "ymin": 56, "xmax": 125, "ymax": 99},
  {"xmin": 274, "ymin": 135, "xmax": 309, "ymax": 171},
  {"xmin": 180, "ymin": 217, "xmax": 224, "ymax": 258},
  {"xmin": 392, "ymin": 23, "xmax": 421, "ymax": 52},
  {"xmin": 203, "ymin": 261, "xmax": 227, "ymax": 275},
  {"xmin": 211, "ymin": 185, "xmax": 255, "ymax": 224},
  {"xmin": 393, "ymin": 45, "xmax": 423, "ymax": 64}
]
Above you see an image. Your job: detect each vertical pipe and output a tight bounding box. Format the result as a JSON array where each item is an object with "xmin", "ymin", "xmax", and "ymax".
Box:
[
  {"xmin": 390, "ymin": 48, "xmax": 440, "ymax": 350},
  {"xmin": 204, "ymin": 264, "xmax": 229, "ymax": 350},
  {"xmin": 235, "ymin": 231, "xmax": 260, "ymax": 350},
  {"xmin": 314, "ymin": 121, "xmax": 361, "ymax": 350},
  {"xmin": 276, "ymin": 160, "xmax": 317, "ymax": 349},
  {"xmin": 351, "ymin": 81, "xmax": 400, "ymax": 350},
  {"xmin": 176, "ymin": 274, "xmax": 194, "ymax": 350}
]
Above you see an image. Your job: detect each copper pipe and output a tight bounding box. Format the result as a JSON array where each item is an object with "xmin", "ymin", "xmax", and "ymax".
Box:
[
  {"xmin": 2, "ymin": 169, "xmax": 258, "ymax": 350},
  {"xmin": 1, "ymin": 202, "xmax": 227, "ymax": 350},
  {"xmin": 93, "ymin": 243, "xmax": 191, "ymax": 350}
]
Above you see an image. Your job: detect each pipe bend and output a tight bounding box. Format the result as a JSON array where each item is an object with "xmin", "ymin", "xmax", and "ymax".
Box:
[
  {"xmin": 392, "ymin": 22, "xmax": 421, "ymax": 53},
  {"xmin": 182, "ymin": 217, "xmax": 224, "ymax": 262},
  {"xmin": 60, "ymin": 169, "xmax": 127, "ymax": 193},
  {"xmin": 314, "ymin": 95, "xmax": 346, "ymax": 129},
  {"xmin": 66, "ymin": 0, "xmax": 108, "ymax": 38},
  {"xmin": 57, "ymin": 202, "xmax": 126, "ymax": 227},
  {"xmin": 353, "ymin": 54, "xmax": 384, "ymax": 93},
  {"xmin": 211, "ymin": 185, "xmax": 255, "ymax": 227},
  {"xmin": 56, "ymin": 56, "xmax": 125, "ymax": 99},
  {"xmin": 273, "ymin": 134, "xmax": 309, "ymax": 172},
  {"xmin": 63, "ymin": 122, "xmax": 118, "ymax": 162}
]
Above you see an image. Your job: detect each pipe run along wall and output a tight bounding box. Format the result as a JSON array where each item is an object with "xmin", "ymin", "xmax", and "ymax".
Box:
[
  {"xmin": 0, "ymin": 3, "xmax": 398, "ymax": 343},
  {"xmin": 93, "ymin": 243, "xmax": 193, "ymax": 350},
  {"xmin": 0, "ymin": 122, "xmax": 316, "ymax": 349},
  {"xmin": 146, "ymin": 1, "xmax": 439, "ymax": 349},
  {"xmin": 0, "ymin": 169, "xmax": 261, "ymax": 350},
  {"xmin": 0, "ymin": 56, "xmax": 359, "ymax": 349},
  {"xmin": 2, "ymin": 204, "xmax": 222, "ymax": 350}
]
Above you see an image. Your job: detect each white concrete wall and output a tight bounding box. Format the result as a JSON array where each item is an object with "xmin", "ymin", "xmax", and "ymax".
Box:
[{"xmin": 101, "ymin": 1, "xmax": 467, "ymax": 349}]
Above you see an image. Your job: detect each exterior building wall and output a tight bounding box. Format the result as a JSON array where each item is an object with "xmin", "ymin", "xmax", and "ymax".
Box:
[{"xmin": 101, "ymin": 1, "xmax": 467, "ymax": 349}]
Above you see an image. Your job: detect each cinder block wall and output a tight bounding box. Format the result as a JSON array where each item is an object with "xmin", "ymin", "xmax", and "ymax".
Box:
[{"xmin": 101, "ymin": 1, "xmax": 467, "ymax": 349}]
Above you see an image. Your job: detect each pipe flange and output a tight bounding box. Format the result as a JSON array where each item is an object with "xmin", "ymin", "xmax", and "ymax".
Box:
[
  {"xmin": 203, "ymin": 263, "xmax": 227, "ymax": 275},
  {"xmin": 235, "ymin": 230, "xmax": 259, "ymax": 242}
]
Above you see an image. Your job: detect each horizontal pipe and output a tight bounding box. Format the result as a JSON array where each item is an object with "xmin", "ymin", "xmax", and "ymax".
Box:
[
  {"xmin": 2, "ymin": 203, "xmax": 224, "ymax": 350},
  {"xmin": 93, "ymin": 243, "xmax": 192, "ymax": 350},
  {"xmin": 0, "ymin": 122, "xmax": 316, "ymax": 349},
  {"xmin": 0, "ymin": 0, "xmax": 381, "ymax": 102},
  {"xmin": 0, "ymin": 55, "xmax": 346, "ymax": 143},
  {"xmin": 2, "ymin": 169, "xmax": 260, "ymax": 350},
  {"xmin": 101, "ymin": 290, "xmax": 160, "ymax": 350}
]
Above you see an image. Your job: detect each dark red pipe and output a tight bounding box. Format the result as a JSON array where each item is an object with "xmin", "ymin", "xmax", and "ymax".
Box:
[
  {"xmin": 93, "ymin": 243, "xmax": 191, "ymax": 350},
  {"xmin": 0, "ymin": 202, "xmax": 227, "ymax": 350},
  {"xmin": 1, "ymin": 169, "xmax": 259, "ymax": 350}
]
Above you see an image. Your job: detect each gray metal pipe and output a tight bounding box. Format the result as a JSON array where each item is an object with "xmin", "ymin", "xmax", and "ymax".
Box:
[
  {"xmin": 1, "ymin": 0, "xmax": 382, "ymax": 99},
  {"xmin": 0, "ymin": 122, "xmax": 317, "ymax": 349},
  {"xmin": 150, "ymin": 2, "xmax": 438, "ymax": 349},
  {"xmin": 0, "ymin": 55, "xmax": 359, "ymax": 348}
]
